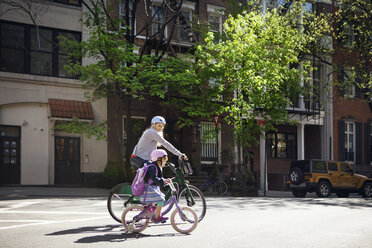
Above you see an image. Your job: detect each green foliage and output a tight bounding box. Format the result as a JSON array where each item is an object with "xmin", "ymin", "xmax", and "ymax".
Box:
[
  {"xmin": 55, "ymin": 117, "xmax": 108, "ymax": 141},
  {"xmin": 101, "ymin": 160, "xmax": 135, "ymax": 188},
  {"xmin": 334, "ymin": 0, "xmax": 372, "ymax": 99},
  {"xmin": 196, "ymin": 7, "xmax": 314, "ymax": 145}
]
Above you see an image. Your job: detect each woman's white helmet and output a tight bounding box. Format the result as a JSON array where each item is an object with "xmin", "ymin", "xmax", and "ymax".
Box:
[{"xmin": 151, "ymin": 116, "xmax": 166, "ymax": 125}]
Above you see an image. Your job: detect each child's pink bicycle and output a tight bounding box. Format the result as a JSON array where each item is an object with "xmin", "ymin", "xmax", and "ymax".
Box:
[{"xmin": 121, "ymin": 181, "xmax": 198, "ymax": 234}]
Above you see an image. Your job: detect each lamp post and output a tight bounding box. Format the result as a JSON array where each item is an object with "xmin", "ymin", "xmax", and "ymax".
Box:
[
  {"xmin": 257, "ymin": 119, "xmax": 267, "ymax": 197},
  {"xmin": 212, "ymin": 115, "xmax": 220, "ymax": 174}
]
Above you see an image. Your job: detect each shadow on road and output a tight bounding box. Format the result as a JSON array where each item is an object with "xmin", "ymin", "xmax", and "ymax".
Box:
[{"xmin": 46, "ymin": 224, "xmax": 186, "ymax": 243}]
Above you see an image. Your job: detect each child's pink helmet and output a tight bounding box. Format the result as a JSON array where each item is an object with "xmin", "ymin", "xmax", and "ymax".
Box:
[{"xmin": 150, "ymin": 149, "xmax": 168, "ymax": 161}]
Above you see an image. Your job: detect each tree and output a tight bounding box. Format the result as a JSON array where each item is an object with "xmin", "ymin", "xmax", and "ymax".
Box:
[
  {"xmin": 59, "ymin": 0, "xmax": 220, "ymax": 178},
  {"xmin": 334, "ymin": 0, "xmax": 371, "ymax": 99},
  {"xmin": 195, "ymin": 0, "xmax": 331, "ymax": 148}
]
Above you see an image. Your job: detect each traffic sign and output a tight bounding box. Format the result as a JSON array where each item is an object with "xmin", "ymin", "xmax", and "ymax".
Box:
[{"xmin": 212, "ymin": 115, "xmax": 220, "ymax": 128}]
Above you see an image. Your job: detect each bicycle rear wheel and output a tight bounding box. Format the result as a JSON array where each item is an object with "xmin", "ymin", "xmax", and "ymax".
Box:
[
  {"xmin": 107, "ymin": 183, "xmax": 139, "ymax": 223},
  {"xmin": 121, "ymin": 205, "xmax": 149, "ymax": 233},
  {"xmin": 178, "ymin": 185, "xmax": 207, "ymax": 222},
  {"xmin": 214, "ymin": 181, "xmax": 228, "ymax": 195},
  {"xmin": 171, "ymin": 206, "xmax": 198, "ymax": 234}
]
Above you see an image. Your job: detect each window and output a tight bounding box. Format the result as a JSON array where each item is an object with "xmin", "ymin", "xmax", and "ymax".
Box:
[
  {"xmin": 178, "ymin": 10, "xmax": 192, "ymax": 42},
  {"xmin": 328, "ymin": 162, "xmax": 338, "ymax": 172},
  {"xmin": 31, "ymin": 27, "xmax": 53, "ymax": 76},
  {"xmin": 201, "ymin": 122, "xmax": 218, "ymax": 161},
  {"xmin": 312, "ymin": 161, "xmax": 327, "ymax": 173},
  {"xmin": 344, "ymin": 121, "xmax": 355, "ymax": 162},
  {"xmin": 265, "ymin": 0, "xmax": 286, "ymax": 10},
  {"xmin": 343, "ymin": 23, "xmax": 355, "ymax": 48},
  {"xmin": 208, "ymin": 14, "xmax": 221, "ymax": 43},
  {"xmin": 120, "ymin": 0, "xmax": 134, "ymax": 31},
  {"xmin": 152, "ymin": 5, "xmax": 166, "ymax": 38},
  {"xmin": 0, "ymin": 23, "xmax": 25, "ymax": 73},
  {"xmin": 304, "ymin": 60, "xmax": 321, "ymax": 111},
  {"xmin": 207, "ymin": 4, "xmax": 224, "ymax": 44},
  {"xmin": 338, "ymin": 67, "xmax": 356, "ymax": 98},
  {"xmin": 267, "ymin": 133, "xmax": 296, "ymax": 159},
  {"xmin": 0, "ymin": 21, "xmax": 80, "ymax": 78},
  {"xmin": 58, "ymin": 31, "xmax": 80, "ymax": 77},
  {"xmin": 52, "ymin": 0, "xmax": 81, "ymax": 6},
  {"xmin": 340, "ymin": 163, "xmax": 352, "ymax": 173}
]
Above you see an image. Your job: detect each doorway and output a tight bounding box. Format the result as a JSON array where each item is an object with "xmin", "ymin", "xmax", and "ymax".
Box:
[
  {"xmin": 0, "ymin": 126, "xmax": 21, "ymax": 184},
  {"xmin": 55, "ymin": 136, "xmax": 82, "ymax": 185}
]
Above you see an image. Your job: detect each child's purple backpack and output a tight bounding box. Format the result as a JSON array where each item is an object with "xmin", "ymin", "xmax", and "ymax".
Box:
[{"xmin": 131, "ymin": 163, "xmax": 158, "ymax": 197}]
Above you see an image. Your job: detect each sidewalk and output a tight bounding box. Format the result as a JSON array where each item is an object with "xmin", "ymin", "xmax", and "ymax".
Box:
[
  {"xmin": 0, "ymin": 185, "xmax": 292, "ymax": 198},
  {"xmin": 0, "ymin": 186, "xmax": 110, "ymax": 198}
]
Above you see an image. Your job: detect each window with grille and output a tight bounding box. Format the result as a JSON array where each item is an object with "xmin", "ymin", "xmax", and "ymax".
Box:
[
  {"xmin": 344, "ymin": 121, "xmax": 355, "ymax": 162},
  {"xmin": 201, "ymin": 122, "xmax": 218, "ymax": 161}
]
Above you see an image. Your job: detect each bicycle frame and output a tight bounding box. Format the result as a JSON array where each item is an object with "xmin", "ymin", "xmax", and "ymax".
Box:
[{"xmin": 133, "ymin": 184, "xmax": 189, "ymax": 222}]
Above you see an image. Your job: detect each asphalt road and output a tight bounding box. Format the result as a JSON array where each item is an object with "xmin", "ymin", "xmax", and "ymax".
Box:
[{"xmin": 0, "ymin": 194, "xmax": 371, "ymax": 248}]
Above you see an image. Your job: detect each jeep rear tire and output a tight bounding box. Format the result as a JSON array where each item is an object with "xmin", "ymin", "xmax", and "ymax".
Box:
[
  {"xmin": 316, "ymin": 181, "xmax": 331, "ymax": 197},
  {"xmin": 289, "ymin": 167, "xmax": 304, "ymax": 185},
  {"xmin": 361, "ymin": 182, "xmax": 372, "ymax": 198},
  {"xmin": 291, "ymin": 189, "xmax": 307, "ymax": 198}
]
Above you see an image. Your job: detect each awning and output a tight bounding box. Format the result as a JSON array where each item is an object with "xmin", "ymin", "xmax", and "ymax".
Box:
[{"xmin": 48, "ymin": 98, "xmax": 94, "ymax": 120}]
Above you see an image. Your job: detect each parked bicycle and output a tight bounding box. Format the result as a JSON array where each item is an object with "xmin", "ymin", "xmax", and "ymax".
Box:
[
  {"xmin": 122, "ymin": 180, "xmax": 198, "ymax": 234},
  {"xmin": 200, "ymin": 176, "xmax": 228, "ymax": 195},
  {"xmin": 107, "ymin": 158, "xmax": 206, "ymax": 223},
  {"xmin": 200, "ymin": 163, "xmax": 228, "ymax": 195}
]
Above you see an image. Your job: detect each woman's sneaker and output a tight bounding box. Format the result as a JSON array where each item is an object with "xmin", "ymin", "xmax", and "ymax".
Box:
[{"xmin": 152, "ymin": 216, "xmax": 168, "ymax": 223}]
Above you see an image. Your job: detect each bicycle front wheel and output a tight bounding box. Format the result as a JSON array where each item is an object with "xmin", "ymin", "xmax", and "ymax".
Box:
[
  {"xmin": 122, "ymin": 205, "xmax": 149, "ymax": 233},
  {"xmin": 214, "ymin": 181, "xmax": 228, "ymax": 196},
  {"xmin": 178, "ymin": 185, "xmax": 207, "ymax": 222},
  {"xmin": 171, "ymin": 206, "xmax": 198, "ymax": 234}
]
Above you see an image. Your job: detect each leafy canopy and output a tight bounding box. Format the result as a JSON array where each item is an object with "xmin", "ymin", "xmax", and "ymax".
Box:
[{"xmin": 196, "ymin": 6, "xmax": 313, "ymax": 146}]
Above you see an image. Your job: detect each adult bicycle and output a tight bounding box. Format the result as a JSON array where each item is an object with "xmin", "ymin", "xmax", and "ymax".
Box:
[
  {"xmin": 107, "ymin": 158, "xmax": 206, "ymax": 223},
  {"xmin": 122, "ymin": 181, "xmax": 198, "ymax": 234}
]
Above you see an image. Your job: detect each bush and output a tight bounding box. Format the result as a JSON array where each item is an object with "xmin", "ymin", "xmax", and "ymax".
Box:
[{"xmin": 102, "ymin": 162, "xmax": 134, "ymax": 188}]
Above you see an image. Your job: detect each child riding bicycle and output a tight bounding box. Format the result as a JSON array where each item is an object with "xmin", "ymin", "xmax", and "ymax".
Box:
[{"xmin": 140, "ymin": 149, "xmax": 172, "ymax": 223}]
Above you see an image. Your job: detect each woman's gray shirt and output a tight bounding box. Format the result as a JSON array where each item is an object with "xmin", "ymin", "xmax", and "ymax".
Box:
[{"xmin": 132, "ymin": 128, "xmax": 182, "ymax": 160}]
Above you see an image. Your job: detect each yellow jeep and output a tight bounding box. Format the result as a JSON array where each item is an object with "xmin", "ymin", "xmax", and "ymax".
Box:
[{"xmin": 287, "ymin": 160, "xmax": 372, "ymax": 198}]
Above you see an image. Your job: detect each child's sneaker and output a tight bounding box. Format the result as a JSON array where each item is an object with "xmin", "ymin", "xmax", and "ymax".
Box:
[{"xmin": 152, "ymin": 216, "xmax": 168, "ymax": 223}]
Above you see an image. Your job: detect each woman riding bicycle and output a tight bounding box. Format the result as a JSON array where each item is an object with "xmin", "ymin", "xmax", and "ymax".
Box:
[{"xmin": 130, "ymin": 116, "xmax": 188, "ymax": 168}]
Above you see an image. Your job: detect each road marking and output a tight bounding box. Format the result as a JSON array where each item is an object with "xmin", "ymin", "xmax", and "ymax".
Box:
[
  {"xmin": 0, "ymin": 210, "xmax": 107, "ymax": 215},
  {"xmin": 6, "ymin": 201, "xmax": 41, "ymax": 210},
  {"xmin": 0, "ymin": 216, "xmax": 108, "ymax": 230}
]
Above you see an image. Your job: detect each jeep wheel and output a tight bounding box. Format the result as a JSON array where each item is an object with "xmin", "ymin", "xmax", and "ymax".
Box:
[
  {"xmin": 291, "ymin": 189, "xmax": 307, "ymax": 198},
  {"xmin": 289, "ymin": 167, "xmax": 304, "ymax": 185},
  {"xmin": 336, "ymin": 191, "xmax": 349, "ymax": 198},
  {"xmin": 316, "ymin": 181, "xmax": 331, "ymax": 197},
  {"xmin": 361, "ymin": 182, "xmax": 372, "ymax": 198}
]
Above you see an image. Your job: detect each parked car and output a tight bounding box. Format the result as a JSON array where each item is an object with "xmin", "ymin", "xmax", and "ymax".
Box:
[{"xmin": 286, "ymin": 160, "xmax": 372, "ymax": 198}]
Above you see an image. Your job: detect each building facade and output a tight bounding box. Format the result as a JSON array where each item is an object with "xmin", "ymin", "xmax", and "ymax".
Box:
[
  {"xmin": 1, "ymin": 0, "xmax": 370, "ymax": 190},
  {"xmin": 0, "ymin": 0, "xmax": 107, "ymax": 185}
]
